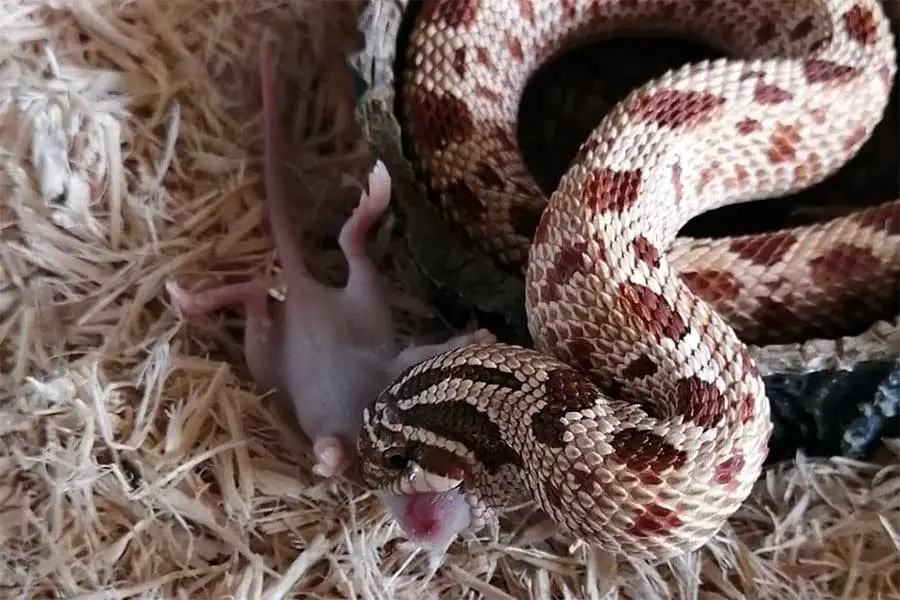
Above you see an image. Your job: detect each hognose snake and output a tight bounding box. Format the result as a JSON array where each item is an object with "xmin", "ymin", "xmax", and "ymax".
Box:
[{"xmin": 357, "ymin": 0, "xmax": 900, "ymax": 559}]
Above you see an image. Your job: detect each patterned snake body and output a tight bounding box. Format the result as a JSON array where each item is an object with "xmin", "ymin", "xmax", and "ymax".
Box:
[{"xmin": 358, "ymin": 0, "xmax": 899, "ymax": 559}]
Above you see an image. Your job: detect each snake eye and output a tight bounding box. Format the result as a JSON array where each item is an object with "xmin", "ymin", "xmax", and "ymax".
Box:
[{"xmin": 382, "ymin": 448, "xmax": 409, "ymax": 471}]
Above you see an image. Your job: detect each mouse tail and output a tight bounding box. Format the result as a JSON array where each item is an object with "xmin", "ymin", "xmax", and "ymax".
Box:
[{"xmin": 259, "ymin": 37, "xmax": 310, "ymax": 280}]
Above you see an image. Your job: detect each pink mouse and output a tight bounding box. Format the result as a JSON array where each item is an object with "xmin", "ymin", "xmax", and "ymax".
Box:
[{"xmin": 164, "ymin": 39, "xmax": 490, "ymax": 557}]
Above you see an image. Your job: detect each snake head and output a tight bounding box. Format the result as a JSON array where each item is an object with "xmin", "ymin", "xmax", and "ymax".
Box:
[
  {"xmin": 358, "ymin": 402, "xmax": 469, "ymax": 494},
  {"xmin": 358, "ymin": 398, "xmax": 486, "ymax": 552}
]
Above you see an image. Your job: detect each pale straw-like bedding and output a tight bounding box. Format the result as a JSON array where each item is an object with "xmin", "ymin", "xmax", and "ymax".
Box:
[{"xmin": 1, "ymin": 1, "xmax": 898, "ymax": 598}]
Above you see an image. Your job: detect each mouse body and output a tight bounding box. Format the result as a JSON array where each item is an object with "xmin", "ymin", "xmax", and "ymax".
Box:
[{"xmin": 164, "ymin": 39, "xmax": 493, "ymax": 554}]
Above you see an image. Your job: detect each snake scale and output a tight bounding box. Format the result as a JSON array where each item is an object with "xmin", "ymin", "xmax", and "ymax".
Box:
[{"xmin": 357, "ymin": 0, "xmax": 900, "ymax": 560}]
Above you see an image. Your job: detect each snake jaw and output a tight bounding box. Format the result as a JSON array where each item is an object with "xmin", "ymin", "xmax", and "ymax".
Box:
[{"xmin": 395, "ymin": 462, "xmax": 465, "ymax": 495}]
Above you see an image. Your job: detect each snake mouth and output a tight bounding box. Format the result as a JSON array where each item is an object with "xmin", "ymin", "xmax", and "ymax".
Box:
[{"xmin": 394, "ymin": 463, "xmax": 464, "ymax": 495}]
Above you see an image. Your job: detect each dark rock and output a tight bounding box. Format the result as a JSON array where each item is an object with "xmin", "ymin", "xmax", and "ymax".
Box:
[{"xmin": 764, "ymin": 360, "xmax": 899, "ymax": 463}]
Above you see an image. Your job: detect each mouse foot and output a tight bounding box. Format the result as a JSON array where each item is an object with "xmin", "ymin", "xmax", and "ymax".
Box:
[
  {"xmin": 165, "ymin": 279, "xmax": 205, "ymax": 317},
  {"xmin": 338, "ymin": 161, "xmax": 391, "ymax": 259},
  {"xmin": 166, "ymin": 279, "xmax": 273, "ymax": 328},
  {"xmin": 311, "ymin": 436, "xmax": 351, "ymax": 479}
]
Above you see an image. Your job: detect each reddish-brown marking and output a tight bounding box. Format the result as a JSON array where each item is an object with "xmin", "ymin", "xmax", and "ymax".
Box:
[
  {"xmin": 809, "ymin": 243, "xmax": 882, "ymax": 287},
  {"xmin": 766, "ymin": 123, "xmax": 801, "ymax": 164},
  {"xmin": 754, "ymin": 80, "xmax": 794, "ymax": 104},
  {"xmin": 843, "ymin": 4, "xmax": 877, "ymax": 46},
  {"xmin": 517, "ymin": 0, "xmax": 535, "ymax": 22},
  {"xmin": 791, "ymin": 16, "xmax": 815, "ymax": 40},
  {"xmin": 793, "ymin": 152, "xmax": 823, "ymax": 185},
  {"xmin": 475, "ymin": 85, "xmax": 502, "ymax": 104},
  {"xmin": 633, "ymin": 89, "xmax": 725, "ymax": 128},
  {"xmin": 714, "ymin": 454, "xmax": 746, "ymax": 485},
  {"xmin": 533, "ymin": 211, "xmax": 552, "ymax": 245},
  {"xmin": 475, "ymin": 46, "xmax": 494, "ymax": 69},
  {"xmin": 423, "ymin": 0, "xmax": 481, "ymax": 27},
  {"xmin": 575, "ymin": 138, "xmax": 600, "ymax": 164},
  {"xmin": 696, "ymin": 163, "xmax": 719, "ymax": 195},
  {"xmin": 728, "ymin": 230, "xmax": 798, "ymax": 266},
  {"xmin": 586, "ymin": 1, "xmax": 608, "ymax": 24},
  {"xmin": 674, "ymin": 376, "xmax": 725, "ymax": 429},
  {"xmin": 623, "ymin": 355, "xmax": 658, "ymax": 380},
  {"xmin": 542, "ymin": 241, "xmax": 591, "ymax": 302},
  {"xmin": 406, "ymin": 89, "xmax": 474, "ymax": 152},
  {"xmin": 453, "ymin": 48, "xmax": 467, "ymax": 77},
  {"xmin": 755, "ymin": 19, "xmax": 776, "ymax": 44},
  {"xmin": 730, "ymin": 164, "xmax": 750, "ymax": 190},
  {"xmin": 638, "ymin": 470, "xmax": 663, "ymax": 485},
  {"xmin": 506, "ymin": 36, "xmax": 524, "ymax": 61},
  {"xmin": 738, "ymin": 392, "xmax": 757, "ymax": 424},
  {"xmin": 694, "ymin": 0, "xmax": 713, "ymax": 12},
  {"xmin": 803, "ymin": 59, "xmax": 860, "ymax": 83},
  {"xmin": 629, "ymin": 503, "xmax": 684, "ymax": 537},
  {"xmin": 680, "ymin": 269, "xmax": 742, "ymax": 302},
  {"xmin": 550, "ymin": 241, "xmax": 590, "ymax": 283},
  {"xmin": 736, "ymin": 117, "xmax": 762, "ymax": 135},
  {"xmin": 632, "ymin": 236, "xmax": 660, "ymax": 268},
  {"xmin": 561, "ymin": 0, "xmax": 576, "ymax": 19},
  {"xmin": 617, "ymin": 282, "xmax": 688, "ymax": 341},
  {"xmin": 610, "ymin": 428, "xmax": 687, "ymax": 474},
  {"xmin": 852, "ymin": 202, "xmax": 900, "ymax": 235},
  {"xmin": 583, "ymin": 168, "xmax": 643, "ymax": 214},
  {"xmin": 843, "ymin": 123, "xmax": 869, "ymax": 152},
  {"xmin": 751, "ymin": 297, "xmax": 797, "ymax": 332}
]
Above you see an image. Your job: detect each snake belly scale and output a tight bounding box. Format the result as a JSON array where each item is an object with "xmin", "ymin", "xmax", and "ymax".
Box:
[{"xmin": 358, "ymin": 0, "xmax": 900, "ymax": 560}]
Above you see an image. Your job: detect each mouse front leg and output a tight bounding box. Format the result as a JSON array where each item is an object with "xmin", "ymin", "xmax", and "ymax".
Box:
[{"xmin": 165, "ymin": 279, "xmax": 283, "ymax": 392}]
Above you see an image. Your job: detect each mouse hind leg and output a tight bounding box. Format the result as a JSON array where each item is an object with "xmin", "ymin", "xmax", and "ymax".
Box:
[
  {"xmin": 165, "ymin": 279, "xmax": 283, "ymax": 391},
  {"xmin": 336, "ymin": 161, "xmax": 395, "ymax": 343}
]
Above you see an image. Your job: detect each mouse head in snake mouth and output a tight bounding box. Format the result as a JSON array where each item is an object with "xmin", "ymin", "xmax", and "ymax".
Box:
[{"xmin": 358, "ymin": 350, "xmax": 526, "ymax": 506}]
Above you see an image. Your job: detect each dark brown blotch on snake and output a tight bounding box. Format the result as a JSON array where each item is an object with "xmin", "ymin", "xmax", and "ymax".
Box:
[
  {"xmin": 395, "ymin": 402, "xmax": 522, "ymax": 474},
  {"xmin": 531, "ymin": 367, "xmax": 600, "ymax": 447},
  {"xmin": 392, "ymin": 363, "xmax": 524, "ymax": 402}
]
